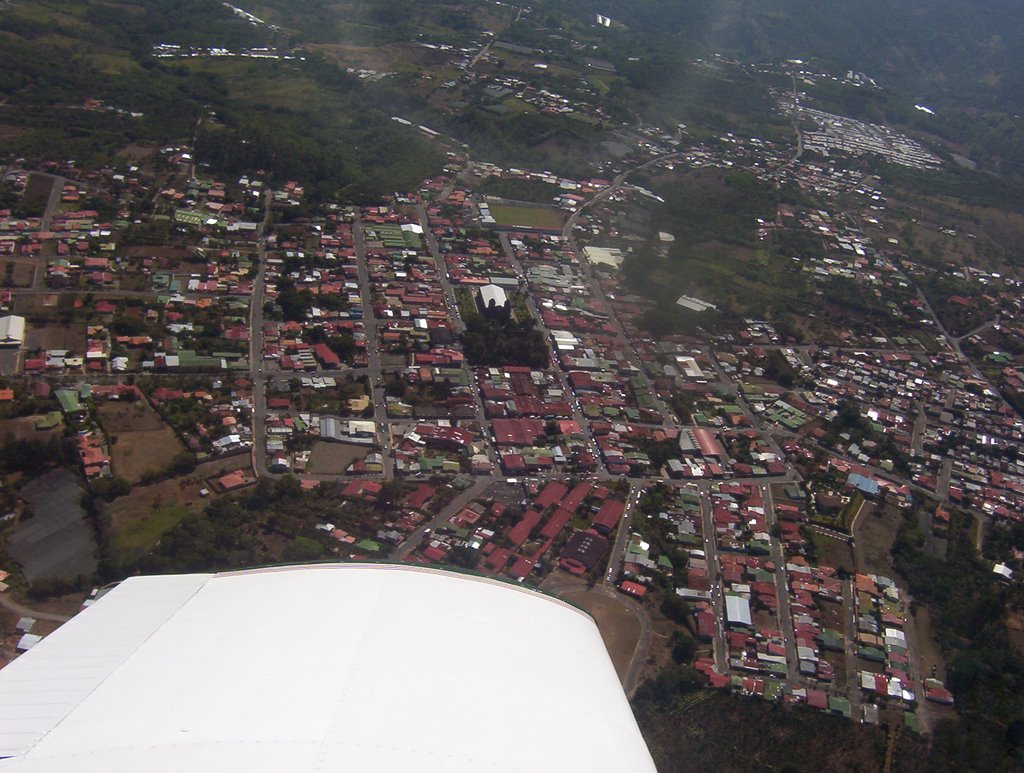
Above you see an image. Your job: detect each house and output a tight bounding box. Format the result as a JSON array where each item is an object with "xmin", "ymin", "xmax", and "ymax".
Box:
[
  {"xmin": 618, "ymin": 580, "xmax": 647, "ymax": 598},
  {"xmin": 591, "ymin": 499, "xmax": 624, "ymax": 535}
]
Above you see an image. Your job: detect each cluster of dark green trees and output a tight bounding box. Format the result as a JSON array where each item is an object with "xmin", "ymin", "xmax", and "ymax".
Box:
[{"xmin": 461, "ymin": 315, "xmax": 549, "ymax": 369}]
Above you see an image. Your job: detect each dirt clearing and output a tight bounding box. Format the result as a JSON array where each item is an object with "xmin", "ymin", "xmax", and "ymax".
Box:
[
  {"xmin": 559, "ymin": 588, "xmax": 642, "ymax": 683},
  {"xmin": 306, "ymin": 442, "xmax": 368, "ymax": 475},
  {"xmin": 24, "ymin": 322, "xmax": 84, "ymax": 352},
  {"xmin": 97, "ymin": 399, "xmax": 185, "ymax": 483}
]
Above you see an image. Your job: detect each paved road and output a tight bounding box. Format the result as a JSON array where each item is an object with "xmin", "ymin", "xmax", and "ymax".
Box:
[
  {"xmin": 603, "ymin": 482, "xmax": 640, "ymax": 584},
  {"xmin": 390, "ymin": 475, "xmax": 497, "ymax": 561},
  {"xmin": 560, "ymin": 151, "xmax": 682, "ymax": 242},
  {"xmin": 30, "ymin": 173, "xmax": 65, "ymax": 290},
  {"xmin": 698, "ymin": 481, "xmax": 729, "ymax": 672},
  {"xmin": 353, "ymin": 212, "xmax": 395, "ymax": 479},
  {"xmin": 768, "ymin": 73, "xmax": 804, "ymax": 180},
  {"xmin": 38, "ymin": 173, "xmax": 64, "ymax": 233},
  {"xmin": 763, "ymin": 483, "xmax": 800, "ymax": 686},
  {"xmin": 415, "ymin": 203, "xmax": 497, "ymax": 468},
  {"xmin": 954, "ymin": 315, "xmax": 1000, "ymax": 344},
  {"xmin": 917, "ymin": 286, "xmax": 1018, "ymax": 425},
  {"xmin": 0, "ymin": 593, "xmax": 72, "ymax": 624},
  {"xmin": 249, "ymin": 189, "xmax": 273, "ymax": 476},
  {"xmin": 841, "ymin": 579, "xmax": 863, "ymax": 718},
  {"xmin": 911, "ymin": 406, "xmax": 927, "ymax": 455},
  {"xmin": 496, "ymin": 231, "xmax": 605, "ymax": 467}
]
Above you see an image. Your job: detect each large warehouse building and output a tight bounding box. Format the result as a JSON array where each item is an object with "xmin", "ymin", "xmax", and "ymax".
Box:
[{"xmin": 0, "ymin": 563, "xmax": 655, "ymax": 772}]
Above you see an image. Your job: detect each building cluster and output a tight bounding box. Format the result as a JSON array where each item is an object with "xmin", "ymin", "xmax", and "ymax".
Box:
[{"xmin": 409, "ymin": 477, "xmax": 627, "ymax": 583}]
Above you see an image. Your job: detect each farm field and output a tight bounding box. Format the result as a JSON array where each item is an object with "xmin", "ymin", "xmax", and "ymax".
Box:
[{"xmin": 97, "ymin": 399, "xmax": 185, "ymax": 483}]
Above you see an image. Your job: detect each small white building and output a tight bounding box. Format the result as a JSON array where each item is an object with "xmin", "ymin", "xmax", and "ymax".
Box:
[
  {"xmin": 0, "ymin": 315, "xmax": 25, "ymax": 347},
  {"xmin": 476, "ymin": 283, "xmax": 510, "ymax": 317}
]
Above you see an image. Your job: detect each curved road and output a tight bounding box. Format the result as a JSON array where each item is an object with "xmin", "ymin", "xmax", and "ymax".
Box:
[{"xmin": 0, "ymin": 593, "xmax": 72, "ymax": 624}]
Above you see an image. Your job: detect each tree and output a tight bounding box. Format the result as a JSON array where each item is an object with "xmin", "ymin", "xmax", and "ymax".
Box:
[
  {"xmin": 92, "ymin": 476, "xmax": 132, "ymax": 501},
  {"xmin": 283, "ymin": 535, "xmax": 326, "ymax": 562},
  {"xmin": 273, "ymin": 475, "xmax": 302, "ymax": 501},
  {"xmin": 660, "ymin": 593, "xmax": 690, "ymax": 625},
  {"xmin": 448, "ymin": 546, "xmax": 480, "ymax": 570},
  {"xmin": 670, "ymin": 630, "xmax": 696, "ymax": 664}
]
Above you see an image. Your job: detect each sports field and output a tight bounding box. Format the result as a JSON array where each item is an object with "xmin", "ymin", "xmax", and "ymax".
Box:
[{"xmin": 488, "ymin": 203, "xmax": 564, "ymax": 230}]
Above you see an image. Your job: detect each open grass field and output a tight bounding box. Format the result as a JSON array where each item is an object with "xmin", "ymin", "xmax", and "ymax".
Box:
[
  {"xmin": 105, "ymin": 454, "xmax": 250, "ymax": 565},
  {"xmin": 811, "ymin": 529, "xmax": 855, "ymax": 571},
  {"xmin": 20, "ymin": 173, "xmax": 55, "ymax": 217},
  {"xmin": 487, "ymin": 203, "xmax": 564, "ymax": 231},
  {"xmin": 97, "ymin": 400, "xmax": 185, "ymax": 483},
  {"xmin": 110, "ymin": 500, "xmax": 189, "ymax": 565}
]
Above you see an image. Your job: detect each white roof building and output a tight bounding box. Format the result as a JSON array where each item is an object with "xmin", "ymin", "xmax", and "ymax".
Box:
[
  {"xmin": 0, "ymin": 315, "xmax": 25, "ymax": 347},
  {"xmin": 0, "ymin": 564, "xmax": 654, "ymax": 772},
  {"xmin": 477, "ymin": 283, "xmax": 509, "ymax": 311},
  {"xmin": 724, "ymin": 593, "xmax": 753, "ymax": 628}
]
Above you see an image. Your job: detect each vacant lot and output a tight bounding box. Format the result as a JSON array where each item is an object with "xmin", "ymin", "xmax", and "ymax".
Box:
[
  {"xmin": 0, "ymin": 416, "xmax": 63, "ymax": 443},
  {"xmin": 488, "ymin": 203, "xmax": 564, "ymax": 231},
  {"xmin": 913, "ymin": 605, "xmax": 946, "ymax": 682},
  {"xmin": 306, "ymin": 442, "xmax": 368, "ymax": 475},
  {"xmin": 24, "ymin": 322, "xmax": 84, "ymax": 352},
  {"xmin": 811, "ymin": 529, "xmax": 855, "ymax": 572},
  {"xmin": 21, "ymin": 173, "xmax": 54, "ymax": 217},
  {"xmin": 0, "ymin": 260, "xmax": 35, "ymax": 287},
  {"xmin": 14, "ymin": 294, "xmax": 66, "ymax": 319},
  {"xmin": 544, "ymin": 572, "xmax": 644, "ymax": 686},
  {"xmin": 853, "ymin": 502, "xmax": 899, "ymax": 576},
  {"xmin": 98, "ymin": 400, "xmax": 185, "ymax": 483},
  {"xmin": 561, "ymin": 588, "xmax": 642, "ymax": 683}
]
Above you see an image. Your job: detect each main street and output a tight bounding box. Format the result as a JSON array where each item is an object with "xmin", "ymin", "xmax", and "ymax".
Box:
[
  {"xmin": 249, "ymin": 188, "xmax": 272, "ymax": 475},
  {"xmin": 763, "ymin": 482, "xmax": 800, "ymax": 686},
  {"xmin": 353, "ymin": 212, "xmax": 395, "ymax": 479},
  {"xmin": 32, "ymin": 173, "xmax": 65, "ymax": 289},
  {"xmin": 697, "ymin": 480, "xmax": 729, "ymax": 672},
  {"xmin": 416, "ymin": 203, "xmax": 497, "ymax": 468}
]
